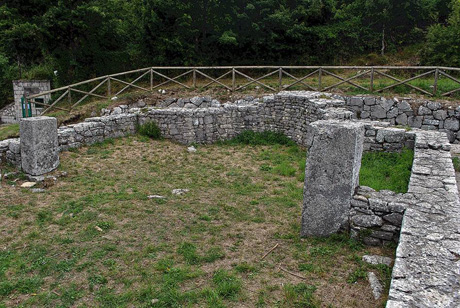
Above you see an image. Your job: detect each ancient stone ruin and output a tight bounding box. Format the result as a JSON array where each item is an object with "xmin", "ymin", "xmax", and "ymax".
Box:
[{"xmin": 1, "ymin": 91, "xmax": 459, "ymax": 306}]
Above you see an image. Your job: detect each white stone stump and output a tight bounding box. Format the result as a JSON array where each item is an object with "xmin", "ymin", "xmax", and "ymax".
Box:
[{"xmin": 20, "ymin": 116, "xmax": 59, "ymax": 175}]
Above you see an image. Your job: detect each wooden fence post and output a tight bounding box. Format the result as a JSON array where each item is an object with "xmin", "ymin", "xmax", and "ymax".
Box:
[
  {"xmin": 232, "ymin": 68, "xmax": 236, "ymax": 92},
  {"xmin": 107, "ymin": 77, "xmax": 111, "ymax": 97},
  {"xmin": 434, "ymin": 68, "xmax": 439, "ymax": 95},
  {"xmin": 150, "ymin": 69, "xmax": 153, "ymax": 91},
  {"xmin": 370, "ymin": 67, "xmax": 374, "ymax": 92},
  {"xmin": 318, "ymin": 68, "xmax": 322, "ymax": 91},
  {"xmin": 193, "ymin": 68, "xmax": 197, "ymax": 88},
  {"xmin": 68, "ymin": 87, "xmax": 72, "ymax": 105},
  {"xmin": 278, "ymin": 68, "xmax": 283, "ymax": 91}
]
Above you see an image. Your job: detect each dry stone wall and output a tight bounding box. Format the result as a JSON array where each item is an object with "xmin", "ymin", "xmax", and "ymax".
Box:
[
  {"xmin": 344, "ymin": 95, "xmax": 460, "ymax": 143},
  {"xmin": 387, "ymin": 131, "xmax": 460, "ymax": 307},
  {"xmin": 0, "ymin": 103, "xmax": 17, "ymax": 124}
]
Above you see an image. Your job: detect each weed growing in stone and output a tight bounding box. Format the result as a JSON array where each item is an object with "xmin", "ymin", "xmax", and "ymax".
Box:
[
  {"xmin": 136, "ymin": 121, "xmax": 162, "ymax": 139},
  {"xmin": 452, "ymin": 157, "xmax": 460, "ymax": 172}
]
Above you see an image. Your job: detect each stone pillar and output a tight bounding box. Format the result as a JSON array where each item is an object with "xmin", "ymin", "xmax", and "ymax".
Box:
[
  {"xmin": 301, "ymin": 120, "xmax": 364, "ymax": 237},
  {"xmin": 20, "ymin": 116, "xmax": 59, "ymax": 176}
]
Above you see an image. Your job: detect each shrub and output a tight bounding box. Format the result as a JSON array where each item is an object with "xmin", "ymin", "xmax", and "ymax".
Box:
[{"xmin": 137, "ymin": 121, "xmax": 162, "ymax": 139}]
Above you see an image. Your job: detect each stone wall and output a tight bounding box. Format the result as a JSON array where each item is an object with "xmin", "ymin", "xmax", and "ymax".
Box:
[
  {"xmin": 387, "ymin": 131, "xmax": 460, "ymax": 307},
  {"xmin": 350, "ymin": 187, "xmax": 412, "ymax": 246},
  {"xmin": 0, "ymin": 91, "xmax": 426, "ymax": 169},
  {"xmin": 344, "ymin": 95, "xmax": 460, "ymax": 143},
  {"xmin": 0, "ymin": 103, "xmax": 17, "ymax": 124},
  {"xmin": 58, "ymin": 114, "xmax": 138, "ymax": 151},
  {"xmin": 0, "ymin": 138, "xmax": 21, "ymax": 168}
]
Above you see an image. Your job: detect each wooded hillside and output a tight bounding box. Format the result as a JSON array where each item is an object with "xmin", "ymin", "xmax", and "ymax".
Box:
[{"xmin": 0, "ymin": 0, "xmax": 459, "ymax": 108}]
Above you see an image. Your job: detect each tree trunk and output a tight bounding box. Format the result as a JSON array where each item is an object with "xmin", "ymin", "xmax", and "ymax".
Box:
[{"xmin": 381, "ymin": 26, "xmax": 385, "ymax": 56}]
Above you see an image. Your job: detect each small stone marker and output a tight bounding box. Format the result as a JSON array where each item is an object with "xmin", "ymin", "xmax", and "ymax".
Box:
[
  {"xmin": 301, "ymin": 120, "xmax": 364, "ymax": 237},
  {"xmin": 20, "ymin": 116, "xmax": 59, "ymax": 176},
  {"xmin": 187, "ymin": 146, "xmax": 197, "ymax": 153},
  {"xmin": 368, "ymin": 272, "xmax": 383, "ymax": 300},
  {"xmin": 148, "ymin": 195, "xmax": 166, "ymax": 199},
  {"xmin": 172, "ymin": 189, "xmax": 189, "ymax": 195}
]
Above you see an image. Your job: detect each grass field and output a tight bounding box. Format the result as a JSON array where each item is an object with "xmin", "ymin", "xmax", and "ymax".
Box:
[
  {"xmin": 0, "ymin": 124, "xmax": 19, "ymax": 141},
  {"xmin": 0, "ymin": 135, "xmax": 395, "ymax": 308},
  {"xmin": 359, "ymin": 149, "xmax": 414, "ymax": 193}
]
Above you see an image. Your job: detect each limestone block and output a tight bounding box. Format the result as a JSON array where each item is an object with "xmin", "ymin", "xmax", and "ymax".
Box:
[
  {"xmin": 370, "ymin": 105, "xmax": 387, "ymax": 119},
  {"xmin": 301, "ymin": 120, "xmax": 364, "ymax": 237},
  {"xmin": 444, "ymin": 119, "xmax": 459, "ymax": 131},
  {"xmin": 20, "ymin": 116, "xmax": 59, "ymax": 175}
]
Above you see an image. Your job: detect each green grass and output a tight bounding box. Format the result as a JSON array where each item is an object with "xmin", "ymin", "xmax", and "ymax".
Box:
[
  {"xmin": 0, "ymin": 136, "xmax": 394, "ymax": 307},
  {"xmin": 0, "ymin": 124, "xmax": 19, "ymax": 141},
  {"xmin": 360, "ymin": 148, "xmax": 414, "ymax": 193},
  {"xmin": 452, "ymin": 157, "xmax": 460, "ymax": 172}
]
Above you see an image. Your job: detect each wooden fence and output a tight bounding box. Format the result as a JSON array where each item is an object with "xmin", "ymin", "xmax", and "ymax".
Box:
[{"xmin": 24, "ymin": 66, "xmax": 460, "ymax": 115}]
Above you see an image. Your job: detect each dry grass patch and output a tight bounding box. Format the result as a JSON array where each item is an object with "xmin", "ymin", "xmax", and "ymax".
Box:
[{"xmin": 0, "ymin": 136, "xmax": 394, "ymax": 307}]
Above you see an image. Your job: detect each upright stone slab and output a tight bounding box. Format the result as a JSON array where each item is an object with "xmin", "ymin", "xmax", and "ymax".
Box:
[
  {"xmin": 301, "ymin": 120, "xmax": 364, "ymax": 237},
  {"xmin": 20, "ymin": 116, "xmax": 59, "ymax": 175}
]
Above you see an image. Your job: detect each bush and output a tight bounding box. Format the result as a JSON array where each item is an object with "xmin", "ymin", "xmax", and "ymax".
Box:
[{"xmin": 137, "ymin": 121, "xmax": 162, "ymax": 139}]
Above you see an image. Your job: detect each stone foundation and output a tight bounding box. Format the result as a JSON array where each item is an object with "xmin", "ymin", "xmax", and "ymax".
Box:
[{"xmin": 1, "ymin": 91, "xmax": 459, "ymax": 306}]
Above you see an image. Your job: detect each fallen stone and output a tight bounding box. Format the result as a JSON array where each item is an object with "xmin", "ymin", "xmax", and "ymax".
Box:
[
  {"xmin": 20, "ymin": 182, "xmax": 36, "ymax": 188},
  {"xmin": 368, "ymin": 272, "xmax": 383, "ymax": 300},
  {"xmin": 148, "ymin": 195, "xmax": 166, "ymax": 199},
  {"xmin": 172, "ymin": 189, "xmax": 189, "ymax": 195},
  {"xmin": 31, "ymin": 188, "xmax": 46, "ymax": 193},
  {"xmin": 362, "ymin": 255, "xmax": 393, "ymax": 266},
  {"xmin": 187, "ymin": 146, "xmax": 197, "ymax": 153}
]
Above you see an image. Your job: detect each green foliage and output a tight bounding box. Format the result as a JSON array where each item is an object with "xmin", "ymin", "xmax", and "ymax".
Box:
[
  {"xmin": 137, "ymin": 121, "xmax": 162, "ymax": 140},
  {"xmin": 360, "ymin": 148, "xmax": 414, "ymax": 193},
  {"xmin": 0, "ymin": 124, "xmax": 19, "ymax": 141},
  {"xmin": 422, "ymin": 0, "xmax": 460, "ymax": 66},
  {"xmin": 212, "ymin": 269, "xmax": 242, "ymax": 300},
  {"xmin": 0, "ymin": 0, "xmax": 453, "ymax": 109},
  {"xmin": 282, "ymin": 283, "xmax": 319, "ymax": 308},
  {"xmin": 177, "ymin": 242, "xmax": 225, "ymax": 265},
  {"xmin": 453, "ymin": 156, "xmax": 460, "ymax": 172},
  {"xmin": 222, "ymin": 130, "xmax": 295, "ymax": 146},
  {"xmin": 347, "ymin": 266, "xmax": 367, "ymax": 283}
]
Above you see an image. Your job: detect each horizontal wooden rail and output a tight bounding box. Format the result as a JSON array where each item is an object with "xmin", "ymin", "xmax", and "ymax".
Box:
[{"xmin": 21, "ymin": 66, "xmax": 460, "ymax": 116}]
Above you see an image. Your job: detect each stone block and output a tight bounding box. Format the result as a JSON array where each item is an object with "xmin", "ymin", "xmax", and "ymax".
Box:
[
  {"xmin": 396, "ymin": 113, "xmax": 408, "ymax": 125},
  {"xmin": 444, "ymin": 119, "xmax": 459, "ymax": 131},
  {"xmin": 301, "ymin": 120, "xmax": 364, "ymax": 237},
  {"xmin": 397, "ymin": 100, "xmax": 412, "ymax": 112},
  {"xmin": 20, "ymin": 116, "xmax": 59, "ymax": 176},
  {"xmin": 371, "ymin": 105, "xmax": 387, "ymax": 119},
  {"xmin": 418, "ymin": 106, "xmax": 432, "ymax": 115}
]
